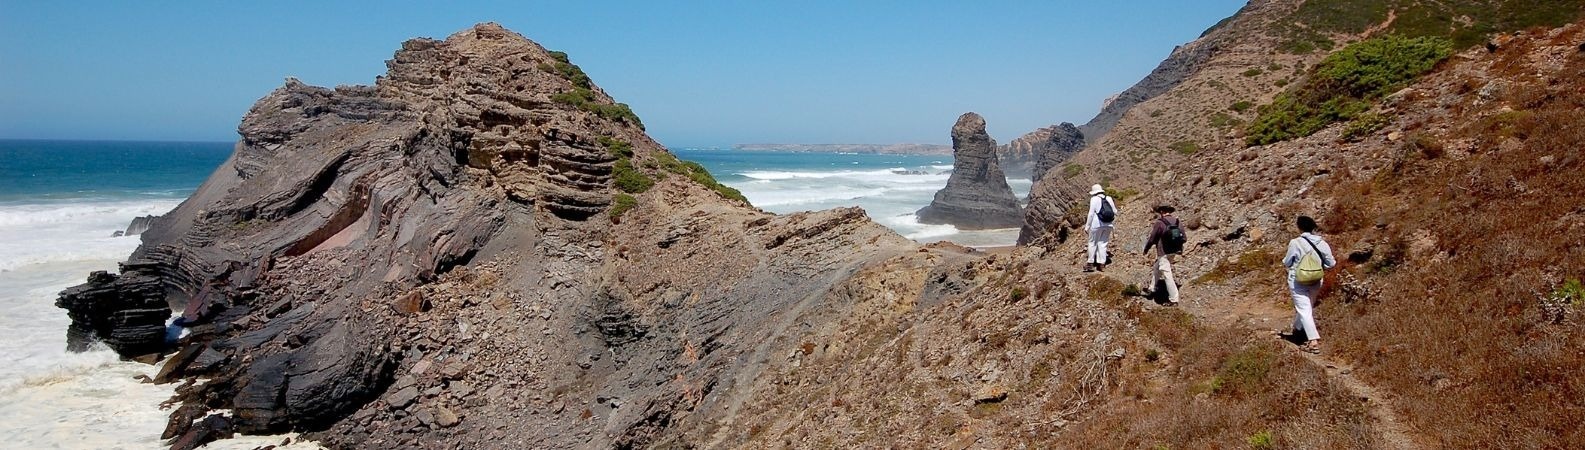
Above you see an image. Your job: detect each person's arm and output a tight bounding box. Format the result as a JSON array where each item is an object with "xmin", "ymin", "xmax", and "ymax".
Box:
[
  {"xmin": 1319, "ymin": 238, "xmax": 1338, "ymax": 269},
  {"xmin": 1143, "ymin": 219, "xmax": 1162, "ymax": 254},
  {"xmin": 1282, "ymin": 238, "xmax": 1301, "ymax": 268},
  {"xmin": 1085, "ymin": 197, "xmax": 1098, "ymax": 231}
]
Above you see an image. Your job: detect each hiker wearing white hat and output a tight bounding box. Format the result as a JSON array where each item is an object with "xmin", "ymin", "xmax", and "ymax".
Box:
[{"xmin": 1084, "ymin": 184, "xmax": 1116, "ymax": 272}]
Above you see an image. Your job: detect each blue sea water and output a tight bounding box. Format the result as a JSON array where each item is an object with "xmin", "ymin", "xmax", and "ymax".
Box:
[
  {"xmin": 675, "ymin": 148, "xmax": 1031, "ymax": 246},
  {"xmin": 0, "ymin": 140, "xmax": 1027, "ymax": 448}
]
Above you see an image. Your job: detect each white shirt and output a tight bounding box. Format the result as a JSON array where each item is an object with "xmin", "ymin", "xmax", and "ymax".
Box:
[
  {"xmin": 1086, "ymin": 194, "xmax": 1115, "ymax": 230},
  {"xmin": 1283, "ymin": 232, "xmax": 1337, "ymax": 279}
]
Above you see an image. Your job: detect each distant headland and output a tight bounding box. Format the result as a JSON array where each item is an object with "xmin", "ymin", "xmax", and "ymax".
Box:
[{"xmin": 732, "ymin": 143, "xmax": 951, "ymax": 155}]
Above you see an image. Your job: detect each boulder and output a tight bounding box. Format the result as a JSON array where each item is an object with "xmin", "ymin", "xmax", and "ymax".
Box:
[{"xmin": 916, "ymin": 113, "xmax": 1024, "ymax": 230}]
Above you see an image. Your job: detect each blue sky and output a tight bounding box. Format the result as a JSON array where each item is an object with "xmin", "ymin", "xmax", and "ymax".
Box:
[{"xmin": 0, "ymin": 1, "xmax": 1247, "ymax": 148}]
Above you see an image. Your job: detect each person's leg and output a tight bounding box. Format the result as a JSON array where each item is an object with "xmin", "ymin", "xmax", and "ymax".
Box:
[
  {"xmin": 1291, "ymin": 283, "xmax": 1320, "ymax": 341},
  {"xmin": 1095, "ymin": 227, "xmax": 1112, "ymax": 268},
  {"xmin": 1159, "ymin": 255, "xmax": 1179, "ymax": 303},
  {"xmin": 1085, "ymin": 229, "xmax": 1099, "ymax": 266}
]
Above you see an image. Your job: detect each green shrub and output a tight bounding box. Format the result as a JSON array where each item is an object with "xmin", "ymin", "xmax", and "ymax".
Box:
[
  {"xmin": 608, "ymin": 193, "xmax": 637, "ymax": 220},
  {"xmin": 1407, "ymin": 133, "xmax": 1445, "ymax": 159},
  {"xmin": 1229, "ymin": 101, "xmax": 1253, "ymax": 113},
  {"xmin": 1246, "ymin": 35, "xmax": 1452, "ymax": 146},
  {"xmin": 1341, "ymin": 112, "xmax": 1391, "ymax": 141},
  {"xmin": 1274, "ymin": 78, "xmax": 1289, "ymax": 87},
  {"xmin": 1247, "ymin": 430, "xmax": 1276, "ymax": 450},
  {"xmin": 542, "ymin": 50, "xmax": 592, "ymax": 90},
  {"xmin": 612, "ymin": 159, "xmax": 654, "ymax": 193},
  {"xmin": 1241, "ymin": 68, "xmax": 1264, "ymax": 77},
  {"xmin": 647, "ymin": 150, "xmax": 748, "ymax": 203},
  {"xmin": 1103, "ymin": 186, "xmax": 1139, "ymax": 204},
  {"xmin": 542, "ymin": 50, "xmax": 644, "ymax": 129},
  {"xmin": 1209, "ymin": 112, "xmax": 1242, "ymax": 129},
  {"xmin": 1010, "ymin": 287, "xmax": 1028, "ymax": 302},
  {"xmin": 1212, "ymin": 346, "xmax": 1275, "ymax": 395},
  {"xmin": 599, "ymin": 136, "xmax": 633, "ymax": 158},
  {"xmin": 1169, "ymin": 140, "xmax": 1200, "ymax": 155},
  {"xmin": 1061, "ymin": 163, "xmax": 1085, "ymax": 178},
  {"xmin": 1556, "ymin": 279, "xmax": 1585, "ymax": 306}
]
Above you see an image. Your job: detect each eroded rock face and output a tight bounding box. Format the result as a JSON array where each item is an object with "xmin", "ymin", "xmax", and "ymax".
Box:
[
  {"xmin": 1001, "ymin": 122, "xmax": 1084, "ymax": 182},
  {"xmin": 916, "ymin": 113, "xmax": 1024, "ymax": 230},
  {"xmin": 56, "ymin": 23, "xmax": 982, "ymax": 449}
]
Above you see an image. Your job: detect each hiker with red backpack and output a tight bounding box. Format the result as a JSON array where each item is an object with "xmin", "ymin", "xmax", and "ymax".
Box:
[
  {"xmin": 1142, "ymin": 205, "xmax": 1187, "ymax": 305},
  {"xmin": 1281, "ymin": 216, "xmax": 1337, "ymax": 354},
  {"xmin": 1084, "ymin": 184, "xmax": 1116, "ymax": 272}
]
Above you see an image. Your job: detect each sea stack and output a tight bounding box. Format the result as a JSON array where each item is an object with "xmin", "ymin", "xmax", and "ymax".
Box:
[{"xmin": 916, "ymin": 112, "xmax": 1023, "ymax": 229}]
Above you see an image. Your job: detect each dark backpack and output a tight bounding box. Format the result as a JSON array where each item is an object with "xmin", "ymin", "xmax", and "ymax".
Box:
[
  {"xmin": 1096, "ymin": 195, "xmax": 1115, "ymax": 224},
  {"xmin": 1162, "ymin": 217, "xmax": 1186, "ymax": 254}
]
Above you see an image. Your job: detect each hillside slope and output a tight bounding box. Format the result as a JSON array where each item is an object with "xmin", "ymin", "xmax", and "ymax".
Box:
[{"xmin": 1012, "ymin": 0, "xmax": 1585, "ymax": 445}]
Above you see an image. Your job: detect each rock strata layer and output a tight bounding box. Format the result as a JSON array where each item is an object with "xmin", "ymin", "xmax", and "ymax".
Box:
[{"xmin": 916, "ymin": 113, "xmax": 1023, "ymax": 230}]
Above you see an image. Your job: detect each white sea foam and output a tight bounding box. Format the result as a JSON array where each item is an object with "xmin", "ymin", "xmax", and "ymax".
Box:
[
  {"xmin": 0, "ymin": 197, "xmax": 323, "ymax": 449},
  {"xmin": 721, "ymin": 164, "xmax": 1031, "ymax": 248},
  {"xmin": 0, "ymin": 200, "xmax": 182, "ymax": 272}
]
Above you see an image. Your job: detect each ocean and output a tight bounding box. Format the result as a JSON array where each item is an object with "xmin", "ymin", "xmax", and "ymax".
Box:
[{"xmin": 0, "ymin": 140, "xmax": 1028, "ymax": 448}]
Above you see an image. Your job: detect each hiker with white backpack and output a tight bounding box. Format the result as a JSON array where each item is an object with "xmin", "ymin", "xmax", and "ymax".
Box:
[
  {"xmin": 1084, "ymin": 184, "xmax": 1116, "ymax": 272},
  {"xmin": 1281, "ymin": 215, "xmax": 1337, "ymax": 354}
]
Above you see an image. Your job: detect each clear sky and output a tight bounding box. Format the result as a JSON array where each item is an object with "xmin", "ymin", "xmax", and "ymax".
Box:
[{"xmin": 0, "ymin": 1, "xmax": 1247, "ymax": 148}]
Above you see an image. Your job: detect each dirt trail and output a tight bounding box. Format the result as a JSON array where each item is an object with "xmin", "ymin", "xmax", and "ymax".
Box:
[
  {"xmin": 1176, "ymin": 276, "xmax": 1426, "ymax": 448},
  {"xmin": 1089, "ymin": 251, "xmax": 1426, "ymax": 448}
]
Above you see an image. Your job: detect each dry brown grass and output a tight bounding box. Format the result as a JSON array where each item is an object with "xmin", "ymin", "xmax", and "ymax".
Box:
[
  {"xmin": 1063, "ymin": 327, "xmax": 1377, "ymax": 448},
  {"xmin": 1313, "ymin": 49, "xmax": 1585, "ymax": 446}
]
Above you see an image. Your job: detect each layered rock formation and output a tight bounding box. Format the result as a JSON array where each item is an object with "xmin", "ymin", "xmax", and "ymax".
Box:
[
  {"xmin": 999, "ymin": 122, "xmax": 1084, "ymax": 181},
  {"xmin": 915, "ymin": 113, "xmax": 1023, "ymax": 230},
  {"xmin": 56, "ymin": 24, "xmax": 1040, "ymax": 449}
]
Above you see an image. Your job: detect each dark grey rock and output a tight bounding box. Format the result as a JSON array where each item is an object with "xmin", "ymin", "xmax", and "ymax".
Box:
[{"xmin": 916, "ymin": 113, "xmax": 1024, "ymax": 230}]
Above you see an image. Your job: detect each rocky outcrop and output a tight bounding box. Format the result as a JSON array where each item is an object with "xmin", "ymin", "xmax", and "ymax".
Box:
[
  {"xmin": 56, "ymin": 23, "xmax": 988, "ymax": 449},
  {"xmin": 1015, "ymin": 176, "xmax": 1085, "ymax": 247},
  {"xmin": 55, "ymin": 270, "xmax": 169, "ymax": 357},
  {"xmin": 916, "ymin": 113, "xmax": 1024, "ymax": 230},
  {"xmin": 123, "ymin": 215, "xmax": 158, "ymax": 237},
  {"xmin": 999, "ymin": 122, "xmax": 1084, "ymax": 181}
]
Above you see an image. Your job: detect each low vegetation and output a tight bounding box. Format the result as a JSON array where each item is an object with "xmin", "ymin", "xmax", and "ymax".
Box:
[
  {"xmin": 1195, "ymin": 248, "xmax": 1280, "ymax": 284},
  {"xmin": 543, "ymin": 50, "xmax": 645, "ymax": 128},
  {"xmin": 1340, "ymin": 112, "xmax": 1391, "ymax": 141},
  {"xmin": 601, "ymin": 136, "xmax": 747, "ymax": 203},
  {"xmin": 1274, "ymin": 0, "xmax": 1585, "ymax": 53},
  {"xmin": 1246, "ymin": 35, "xmax": 1452, "ymax": 145},
  {"xmin": 608, "ymin": 193, "xmax": 637, "ymax": 220},
  {"xmin": 1208, "ymin": 112, "xmax": 1242, "ymax": 129},
  {"xmin": 1169, "ymin": 140, "xmax": 1200, "ymax": 155}
]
